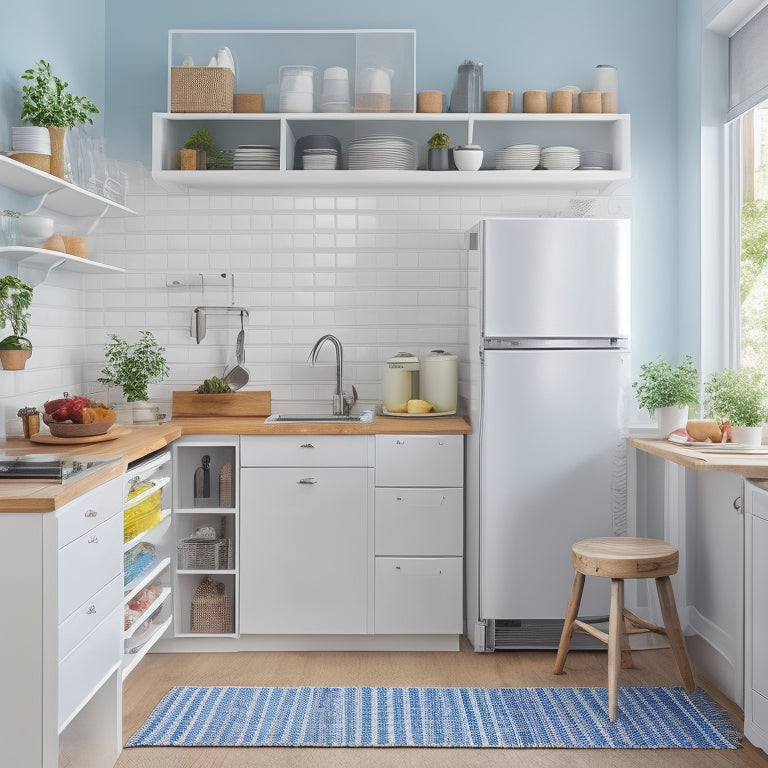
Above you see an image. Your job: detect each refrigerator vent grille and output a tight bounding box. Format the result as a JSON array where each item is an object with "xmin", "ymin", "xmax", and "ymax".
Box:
[{"xmin": 493, "ymin": 618, "xmax": 608, "ymax": 650}]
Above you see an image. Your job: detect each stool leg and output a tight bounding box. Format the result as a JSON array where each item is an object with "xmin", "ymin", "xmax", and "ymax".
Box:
[
  {"xmin": 655, "ymin": 576, "xmax": 695, "ymax": 693},
  {"xmin": 554, "ymin": 571, "xmax": 585, "ymax": 675},
  {"xmin": 608, "ymin": 578, "xmax": 624, "ymax": 721}
]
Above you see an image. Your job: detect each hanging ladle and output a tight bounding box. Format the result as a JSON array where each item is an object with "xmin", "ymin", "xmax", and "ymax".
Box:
[{"xmin": 223, "ymin": 311, "xmax": 250, "ymax": 391}]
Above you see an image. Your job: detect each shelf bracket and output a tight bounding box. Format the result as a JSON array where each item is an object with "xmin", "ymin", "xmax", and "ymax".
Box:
[
  {"xmin": 23, "ymin": 188, "xmax": 55, "ymax": 216},
  {"xmin": 18, "ymin": 255, "xmax": 67, "ymax": 287},
  {"xmin": 85, "ymin": 203, "xmax": 112, "ymax": 235}
]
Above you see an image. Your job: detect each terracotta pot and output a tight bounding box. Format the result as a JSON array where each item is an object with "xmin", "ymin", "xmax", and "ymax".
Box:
[
  {"xmin": 0, "ymin": 348, "xmax": 31, "ymax": 371},
  {"xmin": 47, "ymin": 126, "xmax": 66, "ymax": 178}
]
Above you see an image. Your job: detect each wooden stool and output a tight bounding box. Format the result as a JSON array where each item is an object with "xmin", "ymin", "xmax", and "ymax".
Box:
[{"xmin": 553, "ymin": 537, "xmax": 695, "ymax": 721}]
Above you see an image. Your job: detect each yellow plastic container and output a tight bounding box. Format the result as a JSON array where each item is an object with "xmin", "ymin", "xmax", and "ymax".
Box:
[{"xmin": 124, "ymin": 482, "xmax": 162, "ymax": 543}]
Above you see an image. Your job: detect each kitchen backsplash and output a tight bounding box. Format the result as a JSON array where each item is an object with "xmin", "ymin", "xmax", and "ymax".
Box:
[{"xmin": 0, "ymin": 162, "xmax": 630, "ymax": 435}]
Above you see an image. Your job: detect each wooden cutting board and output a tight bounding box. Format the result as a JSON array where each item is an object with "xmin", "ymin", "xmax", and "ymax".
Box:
[{"xmin": 172, "ymin": 391, "xmax": 271, "ymax": 418}]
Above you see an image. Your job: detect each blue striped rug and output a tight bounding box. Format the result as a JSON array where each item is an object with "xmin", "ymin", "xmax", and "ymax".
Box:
[{"xmin": 125, "ymin": 686, "xmax": 740, "ymax": 749}]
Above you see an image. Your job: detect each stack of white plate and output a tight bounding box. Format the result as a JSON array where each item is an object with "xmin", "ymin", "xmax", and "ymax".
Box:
[
  {"xmin": 579, "ymin": 149, "xmax": 612, "ymax": 170},
  {"xmin": 495, "ymin": 144, "xmax": 540, "ymax": 170},
  {"xmin": 347, "ymin": 136, "xmax": 416, "ymax": 170},
  {"xmin": 302, "ymin": 148, "xmax": 339, "ymax": 170},
  {"xmin": 540, "ymin": 146, "xmax": 581, "ymax": 170},
  {"xmin": 233, "ymin": 145, "xmax": 280, "ymax": 170},
  {"xmin": 12, "ymin": 126, "xmax": 51, "ymax": 154}
]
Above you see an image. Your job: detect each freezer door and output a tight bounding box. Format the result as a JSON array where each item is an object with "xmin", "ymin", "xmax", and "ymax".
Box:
[
  {"xmin": 480, "ymin": 348, "xmax": 629, "ymax": 620},
  {"xmin": 481, "ymin": 217, "xmax": 630, "ymax": 340}
]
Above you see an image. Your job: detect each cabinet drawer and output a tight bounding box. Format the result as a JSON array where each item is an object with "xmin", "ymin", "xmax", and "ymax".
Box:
[
  {"xmin": 58, "ymin": 478, "xmax": 122, "ymax": 548},
  {"xmin": 375, "ymin": 488, "xmax": 463, "ymax": 556},
  {"xmin": 59, "ymin": 513, "xmax": 122, "ymax": 622},
  {"xmin": 375, "ymin": 435, "xmax": 463, "ymax": 487},
  {"xmin": 375, "ymin": 557, "xmax": 462, "ymax": 634},
  {"xmin": 59, "ymin": 573, "xmax": 123, "ymax": 662},
  {"xmin": 58, "ymin": 604, "xmax": 121, "ymax": 732},
  {"xmin": 241, "ymin": 435, "xmax": 373, "ymax": 467}
]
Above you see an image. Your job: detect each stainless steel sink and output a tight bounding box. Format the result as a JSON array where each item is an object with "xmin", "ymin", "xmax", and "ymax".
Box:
[{"xmin": 265, "ymin": 413, "xmax": 366, "ymax": 423}]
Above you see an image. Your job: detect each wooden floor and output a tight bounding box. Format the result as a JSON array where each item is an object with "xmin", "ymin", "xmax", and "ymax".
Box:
[{"xmin": 118, "ymin": 638, "xmax": 768, "ymax": 768}]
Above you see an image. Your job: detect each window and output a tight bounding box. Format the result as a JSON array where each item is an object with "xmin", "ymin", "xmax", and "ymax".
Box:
[{"xmin": 738, "ymin": 100, "xmax": 768, "ymax": 373}]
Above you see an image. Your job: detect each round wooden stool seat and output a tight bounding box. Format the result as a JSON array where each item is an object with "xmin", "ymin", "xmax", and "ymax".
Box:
[
  {"xmin": 572, "ymin": 537, "xmax": 679, "ymax": 579},
  {"xmin": 554, "ymin": 535, "xmax": 694, "ymax": 722}
]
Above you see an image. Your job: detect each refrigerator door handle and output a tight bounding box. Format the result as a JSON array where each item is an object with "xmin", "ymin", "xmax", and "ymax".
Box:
[{"xmin": 484, "ymin": 336, "xmax": 628, "ymax": 350}]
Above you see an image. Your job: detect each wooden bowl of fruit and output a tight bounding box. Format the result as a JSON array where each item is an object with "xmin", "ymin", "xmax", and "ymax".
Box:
[{"xmin": 42, "ymin": 397, "xmax": 117, "ymax": 437}]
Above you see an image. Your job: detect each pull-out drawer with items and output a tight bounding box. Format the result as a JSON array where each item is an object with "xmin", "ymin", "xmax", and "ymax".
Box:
[{"xmin": 374, "ymin": 435, "xmax": 464, "ymax": 636}]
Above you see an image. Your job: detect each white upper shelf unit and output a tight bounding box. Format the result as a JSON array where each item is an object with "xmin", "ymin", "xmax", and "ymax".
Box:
[
  {"xmin": 152, "ymin": 112, "xmax": 631, "ymax": 191},
  {"xmin": 0, "ymin": 154, "xmax": 136, "ymax": 218}
]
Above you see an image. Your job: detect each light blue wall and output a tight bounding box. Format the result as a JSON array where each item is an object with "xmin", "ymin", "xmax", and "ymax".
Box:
[{"xmin": 0, "ymin": 1, "xmax": 710, "ymax": 377}]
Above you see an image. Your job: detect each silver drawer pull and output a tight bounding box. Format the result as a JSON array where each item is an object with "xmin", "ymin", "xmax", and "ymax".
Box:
[
  {"xmin": 84, "ymin": 509, "xmax": 98, "ymax": 518},
  {"xmin": 86, "ymin": 605, "xmax": 97, "ymax": 615},
  {"xmin": 396, "ymin": 496, "xmax": 403, "ymax": 501},
  {"xmin": 396, "ymin": 439, "xmax": 405, "ymax": 445},
  {"xmin": 299, "ymin": 443, "xmax": 315, "ymax": 449},
  {"xmin": 87, "ymin": 535, "xmax": 99, "ymax": 544},
  {"xmin": 297, "ymin": 478, "xmax": 317, "ymax": 484}
]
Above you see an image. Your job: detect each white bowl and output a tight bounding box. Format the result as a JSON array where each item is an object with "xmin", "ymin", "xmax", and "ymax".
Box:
[
  {"xmin": 453, "ymin": 148, "xmax": 483, "ymax": 171},
  {"xmin": 18, "ymin": 215, "xmax": 55, "ymax": 246}
]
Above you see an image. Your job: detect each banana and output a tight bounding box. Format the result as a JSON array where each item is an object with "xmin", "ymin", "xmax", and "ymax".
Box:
[{"xmin": 406, "ymin": 399, "xmax": 434, "ymax": 414}]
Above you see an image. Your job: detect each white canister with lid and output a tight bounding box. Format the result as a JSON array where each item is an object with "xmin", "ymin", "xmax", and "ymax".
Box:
[
  {"xmin": 382, "ymin": 352, "xmax": 419, "ymax": 413},
  {"xmin": 419, "ymin": 349, "xmax": 458, "ymax": 414}
]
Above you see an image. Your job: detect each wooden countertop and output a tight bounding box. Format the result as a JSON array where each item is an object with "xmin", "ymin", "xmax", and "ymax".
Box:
[
  {"xmin": 629, "ymin": 436, "xmax": 768, "ymax": 479},
  {"xmin": 0, "ymin": 415, "xmax": 471, "ymax": 513}
]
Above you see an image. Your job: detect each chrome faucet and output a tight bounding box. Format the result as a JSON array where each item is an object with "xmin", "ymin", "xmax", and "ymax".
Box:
[{"xmin": 308, "ymin": 333, "xmax": 357, "ymax": 415}]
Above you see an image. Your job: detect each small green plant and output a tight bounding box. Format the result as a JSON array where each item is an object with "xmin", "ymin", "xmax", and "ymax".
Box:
[
  {"xmin": 182, "ymin": 128, "xmax": 233, "ymax": 169},
  {"xmin": 632, "ymin": 355, "xmax": 699, "ymax": 415},
  {"xmin": 703, "ymin": 367, "xmax": 768, "ymax": 427},
  {"xmin": 1, "ymin": 210, "xmax": 20, "ymax": 218},
  {"xmin": 98, "ymin": 331, "xmax": 170, "ymax": 402},
  {"xmin": 427, "ymin": 132, "xmax": 450, "ymax": 149},
  {"xmin": 196, "ymin": 376, "xmax": 232, "ymax": 394},
  {"xmin": 20, "ymin": 60, "xmax": 99, "ymax": 127},
  {"xmin": 0, "ymin": 275, "xmax": 33, "ymax": 351},
  {"xmin": 183, "ymin": 128, "xmax": 218, "ymax": 155}
]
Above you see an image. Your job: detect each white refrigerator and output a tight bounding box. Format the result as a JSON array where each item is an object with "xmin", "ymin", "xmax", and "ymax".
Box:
[{"xmin": 465, "ymin": 217, "xmax": 631, "ymax": 651}]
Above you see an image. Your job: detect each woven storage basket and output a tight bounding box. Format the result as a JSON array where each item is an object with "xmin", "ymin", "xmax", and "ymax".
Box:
[
  {"xmin": 191, "ymin": 576, "xmax": 233, "ymax": 633},
  {"xmin": 171, "ymin": 67, "xmax": 234, "ymax": 113},
  {"xmin": 178, "ymin": 537, "xmax": 232, "ymax": 570}
]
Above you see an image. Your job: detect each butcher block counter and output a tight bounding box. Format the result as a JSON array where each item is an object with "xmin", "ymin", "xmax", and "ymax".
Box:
[
  {"xmin": 629, "ymin": 436, "xmax": 768, "ymax": 479},
  {"xmin": 0, "ymin": 414, "xmax": 471, "ymax": 512}
]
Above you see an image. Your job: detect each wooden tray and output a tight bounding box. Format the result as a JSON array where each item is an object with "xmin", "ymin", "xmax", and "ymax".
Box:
[
  {"xmin": 172, "ymin": 391, "xmax": 271, "ymax": 418},
  {"xmin": 29, "ymin": 425, "xmax": 131, "ymax": 445}
]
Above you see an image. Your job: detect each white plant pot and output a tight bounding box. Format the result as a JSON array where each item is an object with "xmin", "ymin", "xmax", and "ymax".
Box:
[
  {"xmin": 656, "ymin": 404, "xmax": 689, "ymax": 438},
  {"xmin": 131, "ymin": 401, "xmax": 160, "ymax": 424},
  {"xmin": 731, "ymin": 425, "xmax": 763, "ymax": 446}
]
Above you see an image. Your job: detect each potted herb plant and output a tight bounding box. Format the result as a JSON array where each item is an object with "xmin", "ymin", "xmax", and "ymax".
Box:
[
  {"xmin": 427, "ymin": 131, "xmax": 450, "ymax": 171},
  {"xmin": 20, "ymin": 59, "xmax": 99, "ymax": 179},
  {"xmin": 703, "ymin": 366, "xmax": 768, "ymax": 445},
  {"xmin": 632, "ymin": 354, "xmax": 700, "ymax": 436},
  {"xmin": 98, "ymin": 330, "xmax": 170, "ymax": 422},
  {"xmin": 0, "ymin": 275, "xmax": 33, "ymax": 370},
  {"xmin": 181, "ymin": 128, "xmax": 234, "ymax": 170}
]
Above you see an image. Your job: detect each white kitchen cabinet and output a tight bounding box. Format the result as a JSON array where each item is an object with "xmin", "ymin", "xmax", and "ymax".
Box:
[
  {"xmin": 744, "ymin": 479, "xmax": 768, "ymax": 752},
  {"xmin": 1, "ymin": 476, "xmax": 123, "ymax": 768},
  {"xmin": 373, "ymin": 434, "xmax": 464, "ymax": 635},
  {"xmin": 152, "ymin": 112, "xmax": 630, "ymax": 192},
  {"xmin": 239, "ymin": 434, "xmax": 373, "ymax": 635},
  {"xmin": 172, "ymin": 435, "xmax": 239, "ymax": 636}
]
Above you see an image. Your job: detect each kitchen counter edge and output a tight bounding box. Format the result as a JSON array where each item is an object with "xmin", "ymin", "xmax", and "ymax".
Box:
[
  {"xmin": 629, "ymin": 436, "xmax": 768, "ymax": 479},
  {"xmin": 0, "ymin": 415, "xmax": 471, "ymax": 512}
]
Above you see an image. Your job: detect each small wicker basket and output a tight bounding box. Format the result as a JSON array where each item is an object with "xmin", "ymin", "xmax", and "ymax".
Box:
[
  {"xmin": 190, "ymin": 576, "xmax": 233, "ymax": 634},
  {"xmin": 171, "ymin": 67, "xmax": 234, "ymax": 113},
  {"xmin": 178, "ymin": 537, "xmax": 232, "ymax": 570}
]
